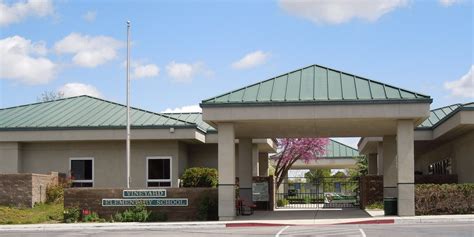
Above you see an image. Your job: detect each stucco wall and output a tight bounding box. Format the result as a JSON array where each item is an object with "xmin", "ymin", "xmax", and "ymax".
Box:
[
  {"xmin": 0, "ymin": 142, "xmax": 21, "ymax": 173},
  {"xmin": 187, "ymin": 144, "xmax": 218, "ymax": 169},
  {"xmin": 415, "ymin": 131, "xmax": 474, "ymax": 183},
  {"xmin": 19, "ymin": 140, "xmax": 183, "ymax": 188}
]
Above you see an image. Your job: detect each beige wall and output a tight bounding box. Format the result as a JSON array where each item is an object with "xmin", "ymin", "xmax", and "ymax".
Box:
[
  {"xmin": 188, "ymin": 144, "xmax": 218, "ymax": 169},
  {"xmin": 19, "ymin": 140, "xmax": 185, "ymax": 188},
  {"xmin": 415, "ymin": 131, "xmax": 474, "ymax": 183},
  {"xmin": 0, "ymin": 142, "xmax": 21, "ymax": 173}
]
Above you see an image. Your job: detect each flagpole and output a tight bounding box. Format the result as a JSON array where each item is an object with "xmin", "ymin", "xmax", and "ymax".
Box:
[{"xmin": 126, "ymin": 21, "xmax": 131, "ymax": 189}]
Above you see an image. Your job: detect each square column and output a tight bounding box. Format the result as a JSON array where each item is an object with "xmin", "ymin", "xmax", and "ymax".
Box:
[
  {"xmin": 238, "ymin": 138, "xmax": 253, "ymax": 202},
  {"xmin": 383, "ymin": 136, "xmax": 397, "ymax": 198},
  {"xmin": 377, "ymin": 142, "xmax": 384, "ymax": 175},
  {"xmin": 368, "ymin": 153, "xmax": 378, "ymax": 175},
  {"xmin": 218, "ymin": 123, "xmax": 236, "ymax": 220},
  {"xmin": 252, "ymin": 144, "xmax": 259, "ymax": 176},
  {"xmin": 397, "ymin": 120, "xmax": 415, "ymax": 216},
  {"xmin": 259, "ymin": 153, "xmax": 269, "ymax": 176}
]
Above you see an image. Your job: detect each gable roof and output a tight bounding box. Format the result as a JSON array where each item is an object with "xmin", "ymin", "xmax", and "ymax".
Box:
[
  {"xmin": 0, "ymin": 96, "xmax": 199, "ymax": 131},
  {"xmin": 161, "ymin": 112, "xmax": 217, "ymax": 133},
  {"xmin": 324, "ymin": 139, "xmax": 360, "ymax": 158},
  {"xmin": 416, "ymin": 102, "xmax": 474, "ymax": 130},
  {"xmin": 201, "ymin": 64, "xmax": 431, "ymax": 107}
]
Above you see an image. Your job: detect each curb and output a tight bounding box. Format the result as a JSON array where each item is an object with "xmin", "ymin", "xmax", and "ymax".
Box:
[{"xmin": 0, "ymin": 222, "xmax": 227, "ymax": 231}]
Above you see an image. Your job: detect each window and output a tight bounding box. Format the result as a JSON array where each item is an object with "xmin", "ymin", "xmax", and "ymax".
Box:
[
  {"xmin": 147, "ymin": 157, "xmax": 172, "ymax": 187},
  {"xmin": 428, "ymin": 158, "xmax": 452, "ymax": 175},
  {"xmin": 69, "ymin": 158, "xmax": 94, "ymax": 187}
]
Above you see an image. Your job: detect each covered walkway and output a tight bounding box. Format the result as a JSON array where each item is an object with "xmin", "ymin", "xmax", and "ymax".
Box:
[{"xmin": 201, "ymin": 64, "xmax": 432, "ymax": 220}]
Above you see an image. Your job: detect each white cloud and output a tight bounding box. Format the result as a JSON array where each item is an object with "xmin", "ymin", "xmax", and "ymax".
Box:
[
  {"xmin": 278, "ymin": 0, "xmax": 408, "ymax": 25},
  {"xmin": 58, "ymin": 83, "xmax": 102, "ymax": 98},
  {"xmin": 0, "ymin": 35, "xmax": 56, "ymax": 85},
  {"xmin": 82, "ymin": 10, "xmax": 96, "ymax": 22},
  {"xmin": 166, "ymin": 61, "xmax": 212, "ymax": 82},
  {"xmin": 162, "ymin": 105, "xmax": 202, "ymax": 113},
  {"xmin": 54, "ymin": 33, "xmax": 123, "ymax": 68},
  {"xmin": 132, "ymin": 63, "xmax": 160, "ymax": 79},
  {"xmin": 331, "ymin": 137, "xmax": 361, "ymax": 149},
  {"xmin": 0, "ymin": 0, "xmax": 54, "ymax": 26},
  {"xmin": 444, "ymin": 65, "xmax": 474, "ymax": 98},
  {"xmin": 439, "ymin": 0, "xmax": 462, "ymax": 6},
  {"xmin": 232, "ymin": 50, "xmax": 270, "ymax": 70}
]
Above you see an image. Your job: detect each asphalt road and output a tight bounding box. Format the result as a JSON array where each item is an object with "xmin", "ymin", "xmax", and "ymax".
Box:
[{"xmin": 0, "ymin": 222, "xmax": 472, "ymax": 237}]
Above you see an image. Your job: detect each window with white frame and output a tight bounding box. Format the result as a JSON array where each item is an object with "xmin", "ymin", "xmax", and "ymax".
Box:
[
  {"xmin": 69, "ymin": 158, "xmax": 94, "ymax": 187},
  {"xmin": 147, "ymin": 157, "xmax": 171, "ymax": 187}
]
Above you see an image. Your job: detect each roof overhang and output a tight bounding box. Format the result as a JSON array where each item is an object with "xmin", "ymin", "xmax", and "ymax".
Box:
[
  {"xmin": 359, "ymin": 109, "xmax": 474, "ymax": 154},
  {"xmin": 204, "ymin": 134, "xmax": 277, "ymax": 153},
  {"xmin": 0, "ymin": 128, "xmax": 205, "ymax": 143},
  {"xmin": 279, "ymin": 158, "xmax": 357, "ymax": 169},
  {"xmin": 203, "ymin": 102, "xmax": 430, "ymax": 138}
]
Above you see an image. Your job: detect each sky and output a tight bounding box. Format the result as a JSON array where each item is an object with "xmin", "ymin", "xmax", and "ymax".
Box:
[{"xmin": 1, "ymin": 0, "xmax": 473, "ymax": 148}]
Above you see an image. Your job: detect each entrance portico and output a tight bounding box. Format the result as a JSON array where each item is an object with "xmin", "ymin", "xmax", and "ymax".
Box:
[{"xmin": 201, "ymin": 64, "xmax": 431, "ymax": 220}]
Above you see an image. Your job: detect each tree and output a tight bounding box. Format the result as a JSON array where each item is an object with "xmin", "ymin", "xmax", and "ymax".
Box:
[
  {"xmin": 272, "ymin": 138, "xmax": 329, "ymax": 190},
  {"xmin": 304, "ymin": 169, "xmax": 331, "ymax": 183},
  {"xmin": 348, "ymin": 156, "xmax": 368, "ymax": 179},
  {"xmin": 37, "ymin": 91, "xmax": 64, "ymax": 102}
]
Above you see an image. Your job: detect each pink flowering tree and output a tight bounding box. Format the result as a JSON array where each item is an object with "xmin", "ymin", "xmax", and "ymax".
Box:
[{"xmin": 273, "ymin": 138, "xmax": 329, "ymax": 189}]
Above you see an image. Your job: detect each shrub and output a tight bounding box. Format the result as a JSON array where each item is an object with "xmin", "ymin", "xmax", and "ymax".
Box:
[
  {"xmin": 46, "ymin": 185, "xmax": 64, "ymax": 204},
  {"xmin": 366, "ymin": 201, "xmax": 383, "ymax": 210},
  {"xmin": 46, "ymin": 177, "xmax": 72, "ymax": 204},
  {"xmin": 197, "ymin": 195, "xmax": 218, "ymax": 221},
  {"xmin": 277, "ymin": 199, "xmax": 289, "ymax": 207},
  {"xmin": 415, "ymin": 183, "xmax": 474, "ymax": 215},
  {"xmin": 82, "ymin": 212, "xmax": 103, "ymax": 222},
  {"xmin": 113, "ymin": 203, "xmax": 150, "ymax": 222},
  {"xmin": 63, "ymin": 207, "xmax": 81, "ymax": 223},
  {"xmin": 181, "ymin": 167, "xmax": 218, "ymax": 188}
]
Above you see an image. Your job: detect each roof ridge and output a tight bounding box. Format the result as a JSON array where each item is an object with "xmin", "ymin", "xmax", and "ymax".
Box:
[
  {"xmin": 0, "ymin": 95, "xmax": 86, "ymax": 111},
  {"xmin": 201, "ymin": 64, "xmax": 431, "ymax": 104},
  {"xmin": 1, "ymin": 95, "xmax": 196, "ymax": 127}
]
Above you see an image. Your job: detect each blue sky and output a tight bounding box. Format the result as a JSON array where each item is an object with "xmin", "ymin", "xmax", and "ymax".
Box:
[{"xmin": 1, "ymin": 0, "xmax": 473, "ymax": 147}]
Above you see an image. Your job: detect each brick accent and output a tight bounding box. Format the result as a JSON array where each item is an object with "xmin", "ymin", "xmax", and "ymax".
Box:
[
  {"xmin": 359, "ymin": 175, "xmax": 383, "ymax": 209},
  {"xmin": 64, "ymin": 188, "xmax": 217, "ymax": 221},
  {"xmin": 0, "ymin": 172, "xmax": 58, "ymax": 207}
]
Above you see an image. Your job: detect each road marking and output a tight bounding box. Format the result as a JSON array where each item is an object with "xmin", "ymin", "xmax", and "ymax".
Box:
[
  {"xmin": 359, "ymin": 228, "xmax": 367, "ymax": 237},
  {"xmin": 275, "ymin": 226, "xmax": 290, "ymax": 237}
]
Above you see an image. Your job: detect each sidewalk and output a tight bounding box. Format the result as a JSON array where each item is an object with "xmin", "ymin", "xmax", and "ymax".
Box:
[{"xmin": 0, "ymin": 214, "xmax": 472, "ymax": 231}]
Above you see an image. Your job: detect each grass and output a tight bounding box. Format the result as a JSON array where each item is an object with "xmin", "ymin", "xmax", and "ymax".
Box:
[{"xmin": 0, "ymin": 203, "xmax": 64, "ymax": 224}]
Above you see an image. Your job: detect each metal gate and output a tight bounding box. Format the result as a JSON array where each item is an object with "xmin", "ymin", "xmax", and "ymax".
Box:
[{"xmin": 275, "ymin": 177, "xmax": 360, "ymax": 209}]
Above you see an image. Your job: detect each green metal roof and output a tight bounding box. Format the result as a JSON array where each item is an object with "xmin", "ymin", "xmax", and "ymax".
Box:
[
  {"xmin": 201, "ymin": 64, "xmax": 431, "ymax": 106},
  {"xmin": 323, "ymin": 139, "xmax": 360, "ymax": 158},
  {"xmin": 0, "ymin": 96, "xmax": 199, "ymax": 131},
  {"xmin": 161, "ymin": 112, "xmax": 217, "ymax": 133},
  {"xmin": 417, "ymin": 102, "xmax": 474, "ymax": 130}
]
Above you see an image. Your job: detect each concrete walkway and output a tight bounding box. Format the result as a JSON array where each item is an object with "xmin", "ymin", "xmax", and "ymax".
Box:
[{"xmin": 236, "ymin": 208, "xmax": 371, "ymax": 224}]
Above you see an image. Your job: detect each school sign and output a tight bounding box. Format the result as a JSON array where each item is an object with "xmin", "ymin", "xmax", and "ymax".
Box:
[{"xmin": 102, "ymin": 189, "xmax": 188, "ymax": 207}]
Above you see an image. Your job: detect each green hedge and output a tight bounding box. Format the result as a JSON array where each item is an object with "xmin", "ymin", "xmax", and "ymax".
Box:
[
  {"xmin": 415, "ymin": 184, "xmax": 474, "ymax": 215},
  {"xmin": 181, "ymin": 167, "xmax": 218, "ymax": 188}
]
